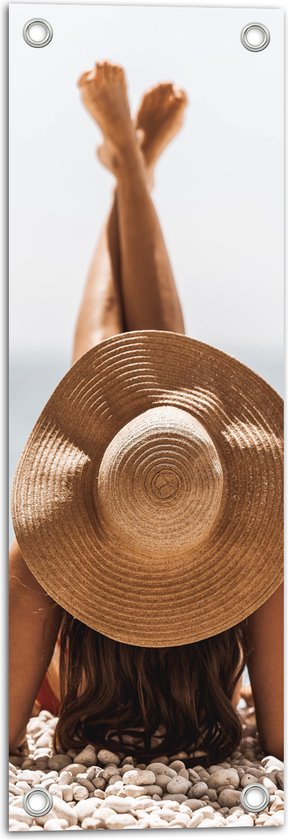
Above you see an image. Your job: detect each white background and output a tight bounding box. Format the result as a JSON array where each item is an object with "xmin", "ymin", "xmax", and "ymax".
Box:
[{"xmin": 9, "ymin": 3, "xmax": 283, "ymax": 362}]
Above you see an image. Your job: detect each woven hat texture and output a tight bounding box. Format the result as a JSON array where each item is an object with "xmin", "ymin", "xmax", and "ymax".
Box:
[{"xmin": 11, "ymin": 330, "xmax": 283, "ymax": 647}]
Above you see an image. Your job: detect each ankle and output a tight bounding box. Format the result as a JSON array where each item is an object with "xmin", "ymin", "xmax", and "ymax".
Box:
[{"xmin": 113, "ymin": 136, "xmax": 147, "ymax": 183}]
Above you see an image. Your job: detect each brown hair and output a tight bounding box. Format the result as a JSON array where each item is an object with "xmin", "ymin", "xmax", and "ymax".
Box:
[{"xmin": 53, "ymin": 612, "xmax": 251, "ymax": 767}]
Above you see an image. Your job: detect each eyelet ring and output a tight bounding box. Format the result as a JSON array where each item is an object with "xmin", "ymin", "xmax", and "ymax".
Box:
[
  {"xmin": 240, "ymin": 783, "xmax": 270, "ymax": 813},
  {"xmin": 23, "ymin": 786, "xmax": 53, "ymax": 817},
  {"xmin": 240, "ymin": 23, "xmax": 270, "ymax": 52},
  {"xmin": 23, "ymin": 19, "xmax": 53, "ymax": 49}
]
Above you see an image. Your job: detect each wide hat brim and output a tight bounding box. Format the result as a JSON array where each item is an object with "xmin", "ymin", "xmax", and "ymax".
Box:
[{"xmin": 11, "ymin": 330, "xmax": 283, "ymax": 647}]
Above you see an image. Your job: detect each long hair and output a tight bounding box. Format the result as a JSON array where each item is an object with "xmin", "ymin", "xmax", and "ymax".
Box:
[{"xmin": 53, "ymin": 612, "xmax": 251, "ymax": 768}]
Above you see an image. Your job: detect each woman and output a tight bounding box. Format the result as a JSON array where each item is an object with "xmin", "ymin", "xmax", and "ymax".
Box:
[{"xmin": 9, "ymin": 61, "xmax": 283, "ymax": 765}]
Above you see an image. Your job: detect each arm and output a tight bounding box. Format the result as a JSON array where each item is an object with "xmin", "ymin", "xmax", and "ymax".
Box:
[
  {"xmin": 9, "ymin": 536, "xmax": 63, "ymax": 751},
  {"xmin": 245, "ymin": 581, "xmax": 283, "ymax": 760}
]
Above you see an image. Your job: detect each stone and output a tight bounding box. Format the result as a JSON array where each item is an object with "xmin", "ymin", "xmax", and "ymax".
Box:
[
  {"xmin": 105, "ymin": 813, "xmax": 138, "ymax": 828},
  {"xmin": 43, "ymin": 818, "xmax": 69, "ymax": 830},
  {"xmin": 75, "ymin": 774, "xmax": 95, "ymax": 792},
  {"xmin": 218, "ymin": 789, "xmax": 241, "ymax": 808},
  {"xmin": 209, "ymin": 768, "xmax": 240, "ymax": 789},
  {"xmin": 162, "ymin": 793, "xmax": 188, "ymax": 803},
  {"xmin": 73, "ymin": 784, "xmax": 89, "ymax": 800},
  {"xmin": 73, "ymin": 799, "xmax": 98, "ymax": 821},
  {"xmin": 169, "ymin": 760, "xmax": 186, "ymax": 772},
  {"xmin": 34, "ymin": 795, "xmax": 78, "ymax": 827},
  {"xmin": 146, "ymin": 762, "xmax": 176, "ymax": 777},
  {"xmin": 97, "ymin": 749, "xmax": 121, "ymax": 766},
  {"xmin": 144, "ymin": 785, "xmax": 163, "ymax": 795},
  {"xmin": 258, "ymin": 775, "xmax": 277, "ymax": 793},
  {"xmin": 102, "ymin": 794, "xmax": 137, "ymax": 813},
  {"xmin": 122, "ymin": 769, "xmax": 156, "ymax": 786},
  {"xmin": 240, "ymin": 772, "xmax": 259, "ymax": 787},
  {"xmin": 58, "ymin": 770, "xmax": 73, "ymax": 786},
  {"xmin": 61, "ymin": 763, "xmax": 87, "ymax": 777},
  {"xmin": 81, "ymin": 817, "xmax": 102, "ymax": 829},
  {"xmin": 166, "ymin": 776, "xmax": 191, "ymax": 795},
  {"xmin": 74, "ymin": 745, "xmax": 97, "ymax": 766},
  {"xmin": 48, "ymin": 755, "xmax": 71, "ymax": 772},
  {"xmin": 9, "ymin": 820, "xmax": 30, "ymax": 831},
  {"xmin": 155, "ymin": 773, "xmax": 170, "ymax": 789},
  {"xmin": 185, "ymin": 798, "xmax": 207, "ymax": 811},
  {"xmin": 9, "ymin": 807, "xmax": 33, "ymax": 826},
  {"xmin": 188, "ymin": 806, "xmax": 215, "ymax": 827},
  {"xmin": 190, "ymin": 781, "xmax": 208, "ymax": 797}
]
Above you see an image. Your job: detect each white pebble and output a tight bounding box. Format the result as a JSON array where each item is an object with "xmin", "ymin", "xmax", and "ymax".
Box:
[
  {"xmin": 258, "ymin": 775, "xmax": 277, "ymax": 793},
  {"xmin": 73, "ymin": 784, "xmax": 89, "ymax": 800},
  {"xmin": 122, "ymin": 769, "xmax": 156, "ymax": 786},
  {"xmin": 9, "ymin": 807, "xmax": 33, "ymax": 826},
  {"xmin": 73, "ymin": 799, "xmax": 98, "ymax": 821},
  {"xmin": 95, "ymin": 806, "xmax": 119, "ymax": 821},
  {"xmin": 169, "ymin": 812, "xmax": 191, "ymax": 827},
  {"xmin": 196, "ymin": 817, "xmax": 217, "ymax": 827},
  {"xmin": 43, "ymin": 818, "xmax": 69, "ymax": 830},
  {"xmin": 261, "ymin": 756, "xmax": 284, "ymax": 771},
  {"xmin": 121, "ymin": 784, "xmax": 147, "ymax": 797},
  {"xmin": 58, "ymin": 770, "xmax": 73, "ymax": 785},
  {"xmin": 106, "ymin": 813, "xmax": 138, "ymax": 828},
  {"xmin": 35, "ymin": 795, "xmax": 78, "ymax": 827},
  {"xmin": 188, "ymin": 806, "xmax": 215, "ymax": 827},
  {"xmin": 9, "ymin": 820, "xmax": 29, "ymax": 831},
  {"xmin": 81, "ymin": 817, "xmax": 102, "ymax": 829},
  {"xmin": 48, "ymin": 783, "xmax": 63, "ymax": 798},
  {"xmin": 61, "ymin": 785, "xmax": 74, "ymax": 802},
  {"xmin": 103, "ymin": 794, "xmax": 138, "ymax": 813}
]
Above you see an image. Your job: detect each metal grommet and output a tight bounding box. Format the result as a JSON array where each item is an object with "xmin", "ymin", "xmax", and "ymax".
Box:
[
  {"xmin": 23, "ymin": 787, "xmax": 53, "ymax": 817},
  {"xmin": 240, "ymin": 783, "xmax": 270, "ymax": 813},
  {"xmin": 23, "ymin": 18, "xmax": 53, "ymax": 48},
  {"xmin": 240, "ymin": 22, "xmax": 270, "ymax": 52}
]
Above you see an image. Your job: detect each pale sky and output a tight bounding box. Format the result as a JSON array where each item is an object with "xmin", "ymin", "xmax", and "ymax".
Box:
[{"xmin": 9, "ymin": 4, "xmax": 284, "ymax": 366}]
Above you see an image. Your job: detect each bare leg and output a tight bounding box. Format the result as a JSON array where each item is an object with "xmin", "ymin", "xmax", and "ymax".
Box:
[
  {"xmin": 116, "ymin": 143, "xmax": 185, "ymax": 333},
  {"xmin": 73, "ymin": 64, "xmax": 187, "ymax": 364},
  {"xmin": 71, "ymin": 195, "xmax": 124, "ymax": 364}
]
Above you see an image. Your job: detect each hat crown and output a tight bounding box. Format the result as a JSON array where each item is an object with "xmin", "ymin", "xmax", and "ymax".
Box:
[{"xmin": 95, "ymin": 405, "xmax": 224, "ymax": 558}]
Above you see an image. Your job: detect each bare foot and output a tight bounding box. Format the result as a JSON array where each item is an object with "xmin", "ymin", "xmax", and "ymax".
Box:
[
  {"xmin": 78, "ymin": 63, "xmax": 188, "ymax": 188},
  {"xmin": 98, "ymin": 81, "xmax": 188, "ymax": 189},
  {"xmin": 77, "ymin": 61, "xmax": 137, "ymax": 173},
  {"xmin": 134, "ymin": 82, "xmax": 188, "ymax": 171}
]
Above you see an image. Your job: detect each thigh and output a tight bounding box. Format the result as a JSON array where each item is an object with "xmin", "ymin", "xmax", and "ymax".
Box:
[{"xmin": 71, "ymin": 324, "xmax": 124, "ymax": 365}]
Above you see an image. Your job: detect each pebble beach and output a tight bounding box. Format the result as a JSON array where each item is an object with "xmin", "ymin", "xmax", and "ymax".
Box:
[{"xmin": 9, "ymin": 704, "xmax": 284, "ymax": 831}]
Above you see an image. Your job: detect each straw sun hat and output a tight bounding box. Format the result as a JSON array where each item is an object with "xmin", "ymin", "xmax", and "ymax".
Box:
[{"xmin": 11, "ymin": 330, "xmax": 283, "ymax": 647}]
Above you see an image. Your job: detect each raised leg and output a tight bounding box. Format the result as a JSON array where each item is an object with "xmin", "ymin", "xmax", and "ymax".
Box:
[
  {"xmin": 71, "ymin": 193, "xmax": 124, "ymax": 365},
  {"xmin": 115, "ymin": 140, "xmax": 185, "ymax": 334},
  {"xmin": 72, "ymin": 64, "xmax": 188, "ymax": 365}
]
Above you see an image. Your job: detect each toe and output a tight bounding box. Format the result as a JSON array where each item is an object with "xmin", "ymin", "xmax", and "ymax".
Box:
[{"xmin": 77, "ymin": 69, "xmax": 94, "ymax": 87}]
